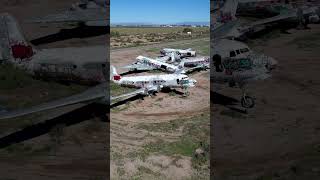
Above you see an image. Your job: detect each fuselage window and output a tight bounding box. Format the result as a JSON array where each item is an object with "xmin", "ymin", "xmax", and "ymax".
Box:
[{"xmin": 230, "ymin": 51, "xmax": 236, "ymax": 57}]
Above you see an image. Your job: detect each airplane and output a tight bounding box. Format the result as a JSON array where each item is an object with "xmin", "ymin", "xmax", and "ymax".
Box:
[
  {"xmin": 111, "ymin": 65, "xmax": 197, "ymax": 96},
  {"xmin": 121, "ymin": 55, "xmax": 209, "ymax": 74},
  {"xmin": 121, "ymin": 55, "xmax": 185, "ymax": 74},
  {"xmin": 0, "ymin": 13, "xmax": 141, "ymax": 120},
  {"xmin": 212, "ymin": 0, "xmax": 320, "ymax": 40},
  {"xmin": 0, "ymin": 13, "xmax": 107, "ymax": 85},
  {"xmin": 28, "ymin": 0, "xmax": 108, "ymax": 26},
  {"xmin": 237, "ymin": 0, "xmax": 320, "ymax": 21},
  {"xmin": 0, "ymin": 77, "xmax": 148, "ymax": 120},
  {"xmin": 180, "ymin": 56, "xmax": 211, "ymax": 70},
  {"xmin": 0, "ymin": 62, "xmax": 197, "ymax": 120},
  {"xmin": 160, "ymin": 48, "xmax": 196, "ymax": 58},
  {"xmin": 26, "ymin": 0, "xmax": 109, "ymax": 45},
  {"xmin": 211, "ymin": 0, "xmax": 278, "ymax": 108}
]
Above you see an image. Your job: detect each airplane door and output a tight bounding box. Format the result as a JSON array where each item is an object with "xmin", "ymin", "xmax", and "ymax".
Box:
[
  {"xmin": 212, "ymin": 54, "xmax": 223, "ymax": 72},
  {"xmin": 160, "ymin": 65, "xmax": 167, "ymax": 69}
]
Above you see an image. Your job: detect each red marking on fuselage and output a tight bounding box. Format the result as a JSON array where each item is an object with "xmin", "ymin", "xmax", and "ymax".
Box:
[
  {"xmin": 11, "ymin": 43, "xmax": 34, "ymax": 60},
  {"xmin": 114, "ymin": 75, "xmax": 121, "ymax": 80}
]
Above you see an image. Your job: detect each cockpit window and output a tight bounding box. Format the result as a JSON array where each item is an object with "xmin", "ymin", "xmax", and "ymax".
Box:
[
  {"xmin": 230, "ymin": 51, "xmax": 236, "ymax": 57},
  {"xmin": 240, "ymin": 48, "xmax": 249, "ymax": 53},
  {"xmin": 181, "ymin": 79, "xmax": 189, "ymax": 84},
  {"xmin": 236, "ymin": 50, "xmax": 240, "ymax": 54}
]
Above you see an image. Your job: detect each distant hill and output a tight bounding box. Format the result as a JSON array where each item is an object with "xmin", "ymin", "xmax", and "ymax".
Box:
[
  {"xmin": 175, "ymin": 22, "xmax": 210, "ymax": 26},
  {"xmin": 111, "ymin": 21, "xmax": 210, "ymax": 27}
]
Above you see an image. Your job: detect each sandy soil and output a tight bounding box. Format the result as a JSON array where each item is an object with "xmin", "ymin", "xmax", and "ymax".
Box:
[
  {"xmin": 110, "ymin": 40, "xmax": 210, "ymax": 179},
  {"xmin": 212, "ymin": 24, "xmax": 320, "ymax": 179},
  {"xmin": 0, "ymin": 1, "xmax": 108, "ymax": 179}
]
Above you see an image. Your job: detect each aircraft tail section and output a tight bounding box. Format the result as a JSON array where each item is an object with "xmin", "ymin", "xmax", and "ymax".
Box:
[
  {"xmin": 110, "ymin": 65, "xmax": 121, "ymax": 81},
  {"xmin": 0, "ymin": 13, "xmax": 35, "ymax": 61},
  {"xmin": 212, "ymin": 0, "xmax": 239, "ymax": 24},
  {"xmin": 223, "ymin": 0, "xmax": 239, "ymax": 18}
]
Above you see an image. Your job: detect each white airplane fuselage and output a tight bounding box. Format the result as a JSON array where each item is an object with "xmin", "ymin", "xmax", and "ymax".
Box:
[
  {"xmin": 136, "ymin": 56, "xmax": 179, "ymax": 73},
  {"xmin": 113, "ymin": 74, "xmax": 196, "ymax": 89},
  {"xmin": 8, "ymin": 45, "xmax": 107, "ymax": 84},
  {"xmin": 161, "ymin": 48, "xmax": 196, "ymax": 57}
]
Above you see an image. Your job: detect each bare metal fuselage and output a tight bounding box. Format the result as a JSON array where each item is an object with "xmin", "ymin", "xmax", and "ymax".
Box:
[{"xmin": 9, "ymin": 45, "xmax": 107, "ymax": 84}]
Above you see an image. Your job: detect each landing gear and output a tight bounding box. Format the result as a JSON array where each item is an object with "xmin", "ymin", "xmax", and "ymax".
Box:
[
  {"xmin": 240, "ymin": 84, "xmax": 255, "ymax": 108},
  {"xmin": 183, "ymin": 87, "xmax": 190, "ymax": 97},
  {"xmin": 241, "ymin": 95, "xmax": 255, "ymax": 108}
]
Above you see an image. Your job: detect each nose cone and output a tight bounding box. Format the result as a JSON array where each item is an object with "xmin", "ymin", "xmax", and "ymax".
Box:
[
  {"xmin": 191, "ymin": 79, "xmax": 197, "ymax": 87},
  {"xmin": 267, "ymin": 57, "xmax": 278, "ymax": 70}
]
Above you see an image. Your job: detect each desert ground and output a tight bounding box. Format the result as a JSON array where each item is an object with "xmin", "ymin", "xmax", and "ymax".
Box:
[
  {"xmin": 110, "ymin": 37, "xmax": 210, "ymax": 179},
  {"xmin": 111, "ymin": 27, "xmax": 209, "ymax": 48},
  {"xmin": 0, "ymin": 1, "xmax": 108, "ymax": 179},
  {"xmin": 212, "ymin": 24, "xmax": 320, "ymax": 179}
]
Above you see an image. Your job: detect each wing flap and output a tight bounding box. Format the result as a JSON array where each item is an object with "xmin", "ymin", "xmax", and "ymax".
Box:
[
  {"xmin": 0, "ymin": 84, "xmax": 107, "ymax": 120},
  {"xmin": 121, "ymin": 64, "xmax": 155, "ymax": 71},
  {"xmin": 111, "ymin": 88, "xmax": 147, "ymax": 101}
]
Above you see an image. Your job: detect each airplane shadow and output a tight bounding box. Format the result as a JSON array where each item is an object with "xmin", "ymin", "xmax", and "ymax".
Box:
[
  {"xmin": 211, "ymin": 91, "xmax": 247, "ymax": 114},
  {"xmin": 111, "ymin": 95, "xmax": 143, "ymax": 108},
  {"xmin": 0, "ymin": 103, "xmax": 108, "ymax": 149},
  {"xmin": 110, "ymin": 89, "xmax": 184, "ymax": 108},
  {"xmin": 30, "ymin": 25, "xmax": 110, "ymax": 45},
  {"xmin": 120, "ymin": 70, "xmax": 150, "ymax": 76},
  {"xmin": 161, "ymin": 88, "xmax": 184, "ymax": 95}
]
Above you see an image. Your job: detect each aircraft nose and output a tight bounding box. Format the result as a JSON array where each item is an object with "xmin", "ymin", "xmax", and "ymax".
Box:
[{"xmin": 266, "ymin": 58, "xmax": 278, "ymax": 71}]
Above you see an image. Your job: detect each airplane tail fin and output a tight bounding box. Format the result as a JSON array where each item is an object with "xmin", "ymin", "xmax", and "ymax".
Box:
[
  {"xmin": 110, "ymin": 65, "xmax": 121, "ymax": 81},
  {"xmin": 212, "ymin": 0, "xmax": 239, "ymax": 24},
  {"xmin": 174, "ymin": 67, "xmax": 186, "ymax": 74},
  {"xmin": 0, "ymin": 13, "xmax": 35, "ymax": 61},
  {"xmin": 224, "ymin": 0, "xmax": 239, "ymax": 18},
  {"xmin": 170, "ymin": 52, "xmax": 175, "ymax": 63}
]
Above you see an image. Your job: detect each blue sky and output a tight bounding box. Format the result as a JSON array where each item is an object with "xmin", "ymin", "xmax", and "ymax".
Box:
[{"xmin": 111, "ymin": 0, "xmax": 209, "ymax": 24}]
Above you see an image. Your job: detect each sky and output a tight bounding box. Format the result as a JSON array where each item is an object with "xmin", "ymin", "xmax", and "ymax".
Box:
[{"xmin": 110, "ymin": 0, "xmax": 210, "ymax": 24}]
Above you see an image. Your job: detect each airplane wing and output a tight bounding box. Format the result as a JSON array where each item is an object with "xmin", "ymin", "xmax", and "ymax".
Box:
[
  {"xmin": 111, "ymin": 88, "xmax": 147, "ymax": 101},
  {"xmin": 185, "ymin": 64, "xmax": 209, "ymax": 74},
  {"xmin": 28, "ymin": 9, "xmax": 107, "ymax": 25},
  {"xmin": 0, "ymin": 83, "xmax": 107, "ymax": 120},
  {"xmin": 156, "ymin": 56, "xmax": 170, "ymax": 62},
  {"xmin": 212, "ymin": 20, "xmax": 239, "ymax": 40},
  {"xmin": 240, "ymin": 7, "xmax": 318, "ymax": 32},
  {"xmin": 121, "ymin": 64, "xmax": 155, "ymax": 71},
  {"xmin": 240, "ymin": 10, "xmax": 297, "ymax": 31}
]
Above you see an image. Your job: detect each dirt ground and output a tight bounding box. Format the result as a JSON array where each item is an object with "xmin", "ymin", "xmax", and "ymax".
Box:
[
  {"xmin": 212, "ymin": 24, "xmax": 320, "ymax": 179},
  {"xmin": 0, "ymin": 1, "xmax": 108, "ymax": 179},
  {"xmin": 110, "ymin": 39, "xmax": 210, "ymax": 179}
]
